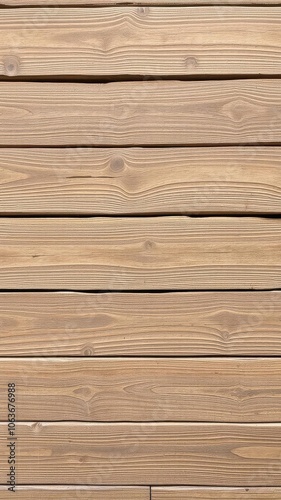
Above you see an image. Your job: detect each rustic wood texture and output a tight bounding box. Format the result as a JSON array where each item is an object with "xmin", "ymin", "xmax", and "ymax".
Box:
[
  {"xmin": 0, "ymin": 487, "xmax": 149, "ymax": 500},
  {"xmin": 1, "ymin": 8, "xmax": 281, "ymax": 77},
  {"xmin": 1, "ymin": 80, "xmax": 281, "ymax": 146},
  {"xmin": 1, "ymin": 423, "xmax": 281, "ymax": 485},
  {"xmin": 152, "ymin": 488, "xmax": 281, "ymax": 499},
  {"xmin": 1, "ymin": 0, "xmax": 280, "ymax": 5},
  {"xmin": 0, "ymin": 217, "xmax": 280, "ymax": 290},
  {"xmin": 1, "ymin": 292, "xmax": 280, "ymax": 356},
  {"xmin": 2, "ymin": 357, "xmax": 281, "ymax": 422},
  {"xmin": 1, "ymin": 147, "xmax": 281, "ymax": 215}
]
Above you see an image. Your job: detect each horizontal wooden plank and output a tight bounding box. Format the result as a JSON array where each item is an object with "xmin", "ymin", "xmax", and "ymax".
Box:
[
  {"xmin": 1, "ymin": 292, "xmax": 281, "ymax": 356},
  {"xmin": 1, "ymin": 80, "xmax": 281, "ymax": 146},
  {"xmin": 1, "ymin": 8, "xmax": 281, "ymax": 77},
  {"xmin": 1, "ymin": 147, "xmax": 281, "ymax": 215},
  {"xmin": 152, "ymin": 488, "xmax": 281, "ymax": 499},
  {"xmin": 0, "ymin": 487, "xmax": 149, "ymax": 500},
  {"xmin": 0, "ymin": 217, "xmax": 280, "ymax": 290},
  {"xmin": 2, "ymin": 358, "xmax": 281, "ymax": 422},
  {"xmin": 1, "ymin": 423, "xmax": 281, "ymax": 485},
  {"xmin": 1, "ymin": 0, "xmax": 280, "ymax": 5}
]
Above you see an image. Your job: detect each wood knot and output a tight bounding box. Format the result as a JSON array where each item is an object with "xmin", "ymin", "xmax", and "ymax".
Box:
[
  {"xmin": 144, "ymin": 240, "xmax": 154, "ymax": 251},
  {"xmin": 110, "ymin": 156, "xmax": 124, "ymax": 173},
  {"xmin": 31, "ymin": 422, "xmax": 42, "ymax": 433},
  {"xmin": 137, "ymin": 6, "xmax": 149, "ymax": 17},
  {"xmin": 73, "ymin": 387, "xmax": 92, "ymax": 398},
  {"xmin": 185, "ymin": 56, "xmax": 199, "ymax": 70},
  {"xmin": 3, "ymin": 56, "xmax": 20, "ymax": 77},
  {"xmin": 82, "ymin": 345, "xmax": 94, "ymax": 356}
]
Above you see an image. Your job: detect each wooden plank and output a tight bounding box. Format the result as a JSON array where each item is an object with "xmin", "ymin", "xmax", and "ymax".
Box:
[
  {"xmin": 1, "ymin": 292, "xmax": 281, "ymax": 356},
  {"xmin": 0, "ymin": 487, "xmax": 149, "ymax": 500},
  {"xmin": 1, "ymin": 423, "xmax": 281, "ymax": 485},
  {"xmin": 1, "ymin": 80, "xmax": 281, "ymax": 146},
  {"xmin": 1, "ymin": 8, "xmax": 281, "ymax": 77},
  {"xmin": 1, "ymin": 147, "xmax": 281, "ymax": 215},
  {"xmin": 152, "ymin": 488, "xmax": 281, "ymax": 499},
  {"xmin": 1, "ymin": 358, "xmax": 281, "ymax": 422},
  {"xmin": 1, "ymin": 0, "xmax": 280, "ymax": 5},
  {"xmin": 0, "ymin": 217, "xmax": 280, "ymax": 290}
]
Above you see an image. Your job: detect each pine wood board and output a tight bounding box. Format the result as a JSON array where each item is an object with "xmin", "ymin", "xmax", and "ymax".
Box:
[
  {"xmin": 1, "ymin": 357, "xmax": 281, "ymax": 422},
  {"xmin": 0, "ymin": 147, "xmax": 281, "ymax": 215},
  {"xmin": 0, "ymin": 292, "xmax": 280, "ymax": 356},
  {"xmin": 0, "ymin": 217, "xmax": 280, "ymax": 290},
  {"xmin": 1, "ymin": 423, "xmax": 281, "ymax": 485},
  {"xmin": 1, "ymin": 80, "xmax": 281, "ymax": 146},
  {"xmin": 1, "ymin": 0, "xmax": 280, "ymax": 5},
  {"xmin": 1, "ymin": 7, "xmax": 281, "ymax": 77},
  {"xmin": 0, "ymin": 487, "xmax": 149, "ymax": 499},
  {"xmin": 152, "ymin": 488, "xmax": 281, "ymax": 499}
]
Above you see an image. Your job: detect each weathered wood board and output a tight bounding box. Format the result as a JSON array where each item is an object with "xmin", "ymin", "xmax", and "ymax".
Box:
[
  {"xmin": 0, "ymin": 81, "xmax": 281, "ymax": 146},
  {"xmin": 0, "ymin": 292, "xmax": 280, "ymax": 356},
  {"xmin": 1, "ymin": 8, "xmax": 281, "ymax": 77},
  {"xmin": 0, "ymin": 217, "xmax": 280, "ymax": 289},
  {"xmin": 1, "ymin": 358, "xmax": 281, "ymax": 421},
  {"xmin": 0, "ymin": 487, "xmax": 149, "ymax": 499},
  {"xmin": 0, "ymin": 147, "xmax": 281, "ymax": 215},
  {"xmin": 152, "ymin": 488, "xmax": 281, "ymax": 499},
  {"xmin": 1, "ymin": 423, "xmax": 281, "ymax": 485}
]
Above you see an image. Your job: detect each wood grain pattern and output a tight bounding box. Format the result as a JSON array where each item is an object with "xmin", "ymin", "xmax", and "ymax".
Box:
[
  {"xmin": 1, "ymin": 80, "xmax": 281, "ymax": 146},
  {"xmin": 0, "ymin": 487, "xmax": 149, "ymax": 500},
  {"xmin": 1, "ymin": 147, "xmax": 281, "ymax": 215},
  {"xmin": 1, "ymin": 7, "xmax": 281, "ymax": 77},
  {"xmin": 152, "ymin": 488, "xmax": 281, "ymax": 499},
  {"xmin": 0, "ymin": 217, "xmax": 280, "ymax": 290},
  {"xmin": 2, "ymin": 358, "xmax": 281, "ymax": 422},
  {"xmin": 1, "ymin": 0, "xmax": 280, "ymax": 5},
  {"xmin": 1, "ymin": 292, "xmax": 281, "ymax": 356},
  {"xmin": 1, "ymin": 423, "xmax": 281, "ymax": 485}
]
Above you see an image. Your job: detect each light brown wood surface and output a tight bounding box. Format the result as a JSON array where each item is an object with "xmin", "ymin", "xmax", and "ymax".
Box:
[
  {"xmin": 1, "ymin": 357, "xmax": 281, "ymax": 422},
  {"xmin": 1, "ymin": 423, "xmax": 281, "ymax": 485},
  {"xmin": 0, "ymin": 292, "xmax": 280, "ymax": 356},
  {"xmin": 1, "ymin": 8, "xmax": 281, "ymax": 77},
  {"xmin": 1, "ymin": 0, "xmax": 280, "ymax": 5},
  {"xmin": 1, "ymin": 0, "xmax": 281, "ymax": 493},
  {"xmin": 0, "ymin": 217, "xmax": 280, "ymax": 290},
  {"xmin": 152, "ymin": 488, "xmax": 281, "ymax": 499},
  {"xmin": 1, "ymin": 80, "xmax": 281, "ymax": 146},
  {"xmin": 0, "ymin": 487, "xmax": 149, "ymax": 499},
  {"xmin": 0, "ymin": 147, "xmax": 281, "ymax": 215}
]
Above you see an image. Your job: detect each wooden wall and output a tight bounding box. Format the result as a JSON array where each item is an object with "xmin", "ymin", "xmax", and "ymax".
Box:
[{"xmin": 0, "ymin": 0, "xmax": 280, "ymax": 498}]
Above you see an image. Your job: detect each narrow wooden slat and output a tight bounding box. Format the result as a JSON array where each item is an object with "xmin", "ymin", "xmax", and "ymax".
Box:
[
  {"xmin": 1, "ymin": 292, "xmax": 281, "ymax": 356},
  {"xmin": 152, "ymin": 488, "xmax": 281, "ymax": 499},
  {"xmin": 1, "ymin": 80, "xmax": 281, "ymax": 146},
  {"xmin": 1, "ymin": 423, "xmax": 281, "ymax": 485},
  {"xmin": 1, "ymin": 8, "xmax": 281, "ymax": 77},
  {"xmin": 0, "ymin": 217, "xmax": 280, "ymax": 290},
  {"xmin": 0, "ymin": 487, "xmax": 149, "ymax": 500},
  {"xmin": 1, "ymin": 358, "xmax": 281, "ymax": 422},
  {"xmin": 1, "ymin": 147, "xmax": 281, "ymax": 215},
  {"xmin": 1, "ymin": 0, "xmax": 280, "ymax": 5}
]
